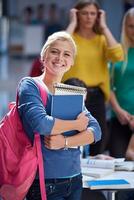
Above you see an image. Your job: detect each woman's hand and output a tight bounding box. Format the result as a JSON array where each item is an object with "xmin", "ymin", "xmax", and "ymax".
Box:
[
  {"xmin": 69, "ymin": 8, "xmax": 78, "ymax": 27},
  {"xmin": 66, "ymin": 8, "xmax": 78, "ymax": 34},
  {"xmin": 44, "ymin": 135, "xmax": 65, "ymax": 150},
  {"xmin": 76, "ymin": 112, "xmax": 89, "ymax": 132},
  {"xmin": 116, "ymin": 107, "xmax": 131, "ymax": 125},
  {"xmin": 92, "ymin": 154, "xmax": 114, "ymax": 160},
  {"xmin": 98, "ymin": 9, "xmax": 107, "ymax": 30}
]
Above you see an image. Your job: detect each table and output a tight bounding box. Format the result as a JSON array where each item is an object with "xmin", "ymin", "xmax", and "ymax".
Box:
[{"xmin": 83, "ymin": 171, "xmax": 134, "ymax": 200}]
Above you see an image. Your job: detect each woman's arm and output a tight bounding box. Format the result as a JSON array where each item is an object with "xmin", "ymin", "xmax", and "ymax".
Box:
[
  {"xmin": 99, "ymin": 9, "xmax": 119, "ymax": 47},
  {"xmin": 110, "ymin": 91, "xmax": 131, "ymax": 125},
  {"xmin": 51, "ymin": 112, "xmax": 89, "ymax": 135},
  {"xmin": 44, "ymin": 109, "xmax": 102, "ymax": 149},
  {"xmin": 18, "ymin": 78, "xmax": 89, "ymax": 136},
  {"xmin": 66, "ymin": 8, "xmax": 78, "ymax": 34},
  {"xmin": 45, "ymin": 129, "xmax": 94, "ymax": 149}
]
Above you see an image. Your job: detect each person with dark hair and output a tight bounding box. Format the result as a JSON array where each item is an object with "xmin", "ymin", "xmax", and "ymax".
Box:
[
  {"xmin": 124, "ymin": 0, "xmax": 134, "ymax": 13},
  {"xmin": 63, "ymin": 77, "xmax": 109, "ymax": 200},
  {"xmin": 63, "ymin": 0, "xmax": 124, "ymax": 156},
  {"xmin": 23, "ymin": 6, "xmax": 34, "ymax": 24},
  {"xmin": 45, "ymin": 3, "xmax": 63, "ymax": 40},
  {"xmin": 64, "ymin": 77, "xmax": 87, "ymax": 88},
  {"xmin": 33, "ymin": 4, "xmax": 46, "ymax": 25}
]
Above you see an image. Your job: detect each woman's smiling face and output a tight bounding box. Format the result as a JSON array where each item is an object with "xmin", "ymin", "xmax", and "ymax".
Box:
[{"xmin": 43, "ymin": 39, "xmax": 74, "ymax": 76}]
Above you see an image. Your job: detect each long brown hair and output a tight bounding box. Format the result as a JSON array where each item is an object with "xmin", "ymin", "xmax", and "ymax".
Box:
[{"xmin": 74, "ymin": 0, "xmax": 101, "ymax": 34}]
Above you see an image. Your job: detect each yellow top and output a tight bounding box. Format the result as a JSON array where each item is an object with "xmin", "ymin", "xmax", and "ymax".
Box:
[{"xmin": 62, "ymin": 33, "xmax": 124, "ymax": 101}]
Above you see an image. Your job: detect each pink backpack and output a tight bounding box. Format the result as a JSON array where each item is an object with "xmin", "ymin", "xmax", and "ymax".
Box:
[{"xmin": 0, "ymin": 80, "xmax": 47, "ymax": 200}]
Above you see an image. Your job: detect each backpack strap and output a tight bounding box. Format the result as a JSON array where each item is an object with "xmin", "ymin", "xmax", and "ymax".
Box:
[
  {"xmin": 34, "ymin": 134, "xmax": 47, "ymax": 200},
  {"xmin": 34, "ymin": 80, "xmax": 48, "ymax": 200},
  {"xmin": 16, "ymin": 77, "xmax": 48, "ymax": 200}
]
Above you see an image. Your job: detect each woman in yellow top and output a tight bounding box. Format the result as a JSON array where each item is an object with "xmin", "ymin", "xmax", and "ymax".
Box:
[{"xmin": 63, "ymin": 0, "xmax": 124, "ymax": 156}]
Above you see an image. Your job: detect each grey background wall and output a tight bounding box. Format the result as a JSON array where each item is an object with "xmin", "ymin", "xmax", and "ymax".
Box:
[{"xmin": 1, "ymin": 0, "xmax": 126, "ymax": 40}]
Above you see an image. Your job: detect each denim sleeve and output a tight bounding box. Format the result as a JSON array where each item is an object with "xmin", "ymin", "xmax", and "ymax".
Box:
[
  {"xmin": 18, "ymin": 77, "xmax": 55, "ymax": 136},
  {"xmin": 84, "ymin": 107, "xmax": 102, "ymax": 143}
]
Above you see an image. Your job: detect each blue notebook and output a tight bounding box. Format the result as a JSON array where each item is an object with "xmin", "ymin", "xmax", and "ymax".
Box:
[
  {"xmin": 51, "ymin": 94, "xmax": 83, "ymax": 136},
  {"xmin": 87, "ymin": 179, "xmax": 130, "ymax": 189}
]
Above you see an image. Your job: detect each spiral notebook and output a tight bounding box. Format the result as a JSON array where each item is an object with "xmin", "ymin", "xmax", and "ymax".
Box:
[
  {"xmin": 54, "ymin": 83, "xmax": 87, "ymax": 96},
  {"xmin": 51, "ymin": 83, "xmax": 87, "ymax": 136}
]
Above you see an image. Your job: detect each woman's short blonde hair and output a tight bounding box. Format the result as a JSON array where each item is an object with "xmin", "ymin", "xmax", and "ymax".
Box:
[{"xmin": 40, "ymin": 31, "xmax": 77, "ymax": 61}]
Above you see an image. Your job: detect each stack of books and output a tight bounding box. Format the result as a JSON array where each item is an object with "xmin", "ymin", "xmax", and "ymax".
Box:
[
  {"xmin": 82, "ymin": 167, "xmax": 114, "ymax": 178},
  {"xmin": 81, "ymin": 158, "xmax": 125, "ymax": 178},
  {"xmin": 51, "ymin": 83, "xmax": 87, "ymax": 136}
]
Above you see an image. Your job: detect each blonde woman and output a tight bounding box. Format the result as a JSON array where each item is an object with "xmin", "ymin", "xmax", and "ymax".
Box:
[
  {"xmin": 17, "ymin": 31, "xmax": 101, "ymax": 200},
  {"xmin": 109, "ymin": 8, "xmax": 134, "ymax": 157}
]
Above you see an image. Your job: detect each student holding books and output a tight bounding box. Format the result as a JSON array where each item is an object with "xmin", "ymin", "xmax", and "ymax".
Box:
[{"xmin": 17, "ymin": 31, "xmax": 101, "ymax": 200}]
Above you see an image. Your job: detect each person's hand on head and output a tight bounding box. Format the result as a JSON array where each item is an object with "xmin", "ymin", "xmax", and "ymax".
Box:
[
  {"xmin": 98, "ymin": 9, "xmax": 107, "ymax": 30},
  {"xmin": 69, "ymin": 8, "xmax": 78, "ymax": 28}
]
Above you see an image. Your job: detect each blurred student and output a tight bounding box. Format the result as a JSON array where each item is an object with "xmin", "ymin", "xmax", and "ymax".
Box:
[
  {"xmin": 45, "ymin": 3, "xmax": 63, "ymax": 40},
  {"xmin": 29, "ymin": 57, "xmax": 43, "ymax": 77},
  {"xmin": 63, "ymin": 0, "xmax": 124, "ymax": 156},
  {"xmin": 109, "ymin": 8, "xmax": 134, "ymax": 157},
  {"xmin": 32, "ymin": 4, "xmax": 46, "ymax": 25},
  {"xmin": 22, "ymin": 6, "xmax": 34, "ymax": 25},
  {"xmin": 30, "ymin": 3, "xmax": 63, "ymax": 77}
]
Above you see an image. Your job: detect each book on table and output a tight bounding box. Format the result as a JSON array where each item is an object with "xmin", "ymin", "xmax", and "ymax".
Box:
[
  {"xmin": 82, "ymin": 167, "xmax": 114, "ymax": 178},
  {"xmin": 51, "ymin": 83, "xmax": 87, "ymax": 136},
  {"xmin": 115, "ymin": 161, "xmax": 134, "ymax": 171},
  {"xmin": 86, "ymin": 179, "xmax": 130, "ymax": 190},
  {"xmin": 81, "ymin": 158, "xmax": 125, "ymax": 170}
]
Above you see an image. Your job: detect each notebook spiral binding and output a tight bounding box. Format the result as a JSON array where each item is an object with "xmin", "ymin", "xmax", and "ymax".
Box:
[{"xmin": 53, "ymin": 83, "xmax": 87, "ymax": 96}]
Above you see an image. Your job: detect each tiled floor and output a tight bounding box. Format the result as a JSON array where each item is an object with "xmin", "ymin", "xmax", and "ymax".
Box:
[{"xmin": 0, "ymin": 54, "xmax": 34, "ymax": 119}]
